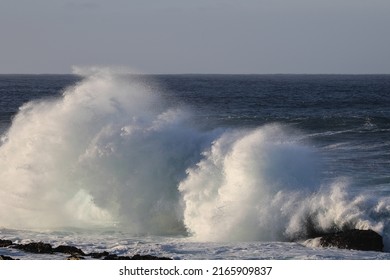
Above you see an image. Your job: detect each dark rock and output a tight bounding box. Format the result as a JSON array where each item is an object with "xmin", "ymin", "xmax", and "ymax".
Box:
[
  {"xmin": 0, "ymin": 239, "xmax": 13, "ymax": 247},
  {"xmin": 6, "ymin": 238, "xmax": 173, "ymax": 260},
  {"xmin": 66, "ymin": 254, "xmax": 85, "ymax": 260},
  {"xmin": 103, "ymin": 254, "xmax": 131, "ymax": 260},
  {"xmin": 89, "ymin": 251, "xmax": 110, "ymax": 259},
  {"xmin": 54, "ymin": 245, "xmax": 85, "ymax": 256},
  {"xmin": 0, "ymin": 255, "xmax": 16, "ymax": 260},
  {"xmin": 102, "ymin": 253, "xmax": 171, "ymax": 260},
  {"xmin": 318, "ymin": 229, "xmax": 383, "ymax": 252},
  {"xmin": 13, "ymin": 242, "xmax": 53, "ymax": 254},
  {"xmin": 131, "ymin": 254, "xmax": 171, "ymax": 260}
]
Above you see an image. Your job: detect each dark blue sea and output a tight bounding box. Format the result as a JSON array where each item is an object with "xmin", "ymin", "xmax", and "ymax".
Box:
[{"xmin": 0, "ymin": 71, "xmax": 389, "ymax": 259}]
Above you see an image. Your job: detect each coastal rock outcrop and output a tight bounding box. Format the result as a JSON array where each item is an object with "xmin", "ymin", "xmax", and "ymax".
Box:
[
  {"xmin": 0, "ymin": 238, "xmax": 172, "ymax": 260},
  {"xmin": 53, "ymin": 245, "xmax": 86, "ymax": 256},
  {"xmin": 0, "ymin": 255, "xmax": 16, "ymax": 260},
  {"xmin": 316, "ymin": 229, "xmax": 383, "ymax": 252},
  {"xmin": 0, "ymin": 239, "xmax": 13, "ymax": 247},
  {"xmin": 13, "ymin": 242, "xmax": 53, "ymax": 254}
]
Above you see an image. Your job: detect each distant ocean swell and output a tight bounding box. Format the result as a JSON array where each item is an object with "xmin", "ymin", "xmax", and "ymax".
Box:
[{"xmin": 0, "ymin": 69, "xmax": 388, "ymax": 251}]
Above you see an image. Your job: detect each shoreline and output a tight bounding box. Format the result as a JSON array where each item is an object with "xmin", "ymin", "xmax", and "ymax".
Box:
[
  {"xmin": 0, "ymin": 239, "xmax": 171, "ymax": 260},
  {"xmin": 1, "ymin": 229, "xmax": 384, "ymax": 260}
]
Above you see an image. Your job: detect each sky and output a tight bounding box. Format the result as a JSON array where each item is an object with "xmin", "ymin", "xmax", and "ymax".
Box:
[{"xmin": 0, "ymin": 0, "xmax": 389, "ymax": 74}]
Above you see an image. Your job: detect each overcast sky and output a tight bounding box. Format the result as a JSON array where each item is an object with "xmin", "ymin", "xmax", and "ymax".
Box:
[{"xmin": 1, "ymin": 0, "xmax": 389, "ymax": 74}]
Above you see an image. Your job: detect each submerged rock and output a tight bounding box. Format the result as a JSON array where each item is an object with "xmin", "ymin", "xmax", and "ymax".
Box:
[{"xmin": 317, "ymin": 229, "xmax": 383, "ymax": 252}]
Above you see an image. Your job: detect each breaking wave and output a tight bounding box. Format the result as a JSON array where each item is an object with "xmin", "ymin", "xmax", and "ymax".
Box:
[{"xmin": 0, "ymin": 68, "xmax": 388, "ymax": 250}]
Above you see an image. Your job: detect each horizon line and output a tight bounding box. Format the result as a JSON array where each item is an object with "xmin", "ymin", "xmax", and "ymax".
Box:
[{"xmin": 1, "ymin": 73, "xmax": 390, "ymax": 76}]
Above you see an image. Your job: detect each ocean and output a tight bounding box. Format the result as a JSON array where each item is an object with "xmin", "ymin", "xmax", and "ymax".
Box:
[{"xmin": 0, "ymin": 70, "xmax": 389, "ymax": 260}]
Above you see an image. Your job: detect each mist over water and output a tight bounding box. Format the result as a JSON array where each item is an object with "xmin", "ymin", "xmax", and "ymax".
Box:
[{"xmin": 0, "ymin": 69, "xmax": 389, "ymax": 251}]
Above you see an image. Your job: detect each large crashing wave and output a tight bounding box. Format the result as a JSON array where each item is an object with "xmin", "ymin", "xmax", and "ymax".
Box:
[
  {"xmin": 0, "ymin": 68, "xmax": 388, "ymax": 250},
  {"xmin": 0, "ymin": 68, "xmax": 210, "ymax": 233},
  {"xmin": 179, "ymin": 128, "xmax": 389, "ymax": 245}
]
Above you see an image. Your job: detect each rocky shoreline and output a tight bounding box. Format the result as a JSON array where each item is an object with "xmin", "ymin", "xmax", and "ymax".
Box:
[
  {"xmin": 0, "ymin": 239, "xmax": 172, "ymax": 260},
  {"xmin": 1, "ymin": 229, "xmax": 384, "ymax": 260},
  {"xmin": 311, "ymin": 229, "xmax": 383, "ymax": 252}
]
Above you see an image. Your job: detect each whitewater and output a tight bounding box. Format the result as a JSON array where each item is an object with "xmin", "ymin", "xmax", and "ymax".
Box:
[{"xmin": 0, "ymin": 69, "xmax": 389, "ymax": 259}]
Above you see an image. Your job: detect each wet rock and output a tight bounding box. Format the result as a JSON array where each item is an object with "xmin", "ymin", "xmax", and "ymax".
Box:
[
  {"xmin": 89, "ymin": 251, "xmax": 110, "ymax": 259},
  {"xmin": 13, "ymin": 242, "xmax": 53, "ymax": 254},
  {"xmin": 0, "ymin": 255, "xmax": 16, "ymax": 260},
  {"xmin": 318, "ymin": 229, "xmax": 383, "ymax": 252},
  {"xmin": 103, "ymin": 254, "xmax": 132, "ymax": 260},
  {"xmin": 0, "ymin": 239, "xmax": 13, "ymax": 247},
  {"xmin": 131, "ymin": 254, "xmax": 171, "ymax": 260},
  {"xmin": 54, "ymin": 245, "xmax": 85, "ymax": 256},
  {"xmin": 102, "ymin": 253, "xmax": 171, "ymax": 260},
  {"xmin": 5, "ymin": 238, "xmax": 173, "ymax": 260},
  {"xmin": 66, "ymin": 254, "xmax": 85, "ymax": 260}
]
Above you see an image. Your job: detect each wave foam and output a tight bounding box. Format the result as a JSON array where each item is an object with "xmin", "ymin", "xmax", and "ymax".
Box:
[{"xmin": 0, "ymin": 68, "xmax": 388, "ymax": 250}]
